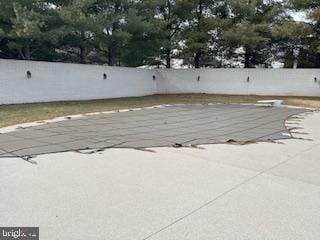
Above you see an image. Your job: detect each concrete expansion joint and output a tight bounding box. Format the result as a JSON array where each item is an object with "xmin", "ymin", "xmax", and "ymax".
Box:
[{"xmin": 141, "ymin": 140, "xmax": 320, "ymax": 240}]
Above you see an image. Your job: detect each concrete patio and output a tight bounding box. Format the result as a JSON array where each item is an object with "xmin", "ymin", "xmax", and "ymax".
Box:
[{"xmin": 0, "ymin": 105, "xmax": 319, "ymax": 239}]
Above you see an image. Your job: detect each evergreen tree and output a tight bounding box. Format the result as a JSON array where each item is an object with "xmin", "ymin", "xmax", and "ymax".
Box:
[
  {"xmin": 178, "ymin": 0, "xmax": 230, "ymax": 68},
  {"xmin": 58, "ymin": 0, "xmax": 99, "ymax": 63},
  {"xmin": 138, "ymin": 0, "xmax": 183, "ymax": 68},
  {"xmin": 272, "ymin": 21, "xmax": 311, "ymax": 68},
  {"xmin": 0, "ymin": 0, "xmax": 62, "ymax": 60},
  {"xmin": 92, "ymin": 0, "xmax": 131, "ymax": 66},
  {"xmin": 120, "ymin": 8, "xmax": 161, "ymax": 67},
  {"xmin": 287, "ymin": 0, "xmax": 320, "ymax": 67},
  {"xmin": 223, "ymin": 0, "xmax": 285, "ymax": 68},
  {"xmin": 0, "ymin": 0, "xmax": 318, "ymax": 68}
]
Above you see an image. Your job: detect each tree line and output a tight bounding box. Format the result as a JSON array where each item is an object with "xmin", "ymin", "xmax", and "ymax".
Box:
[{"xmin": 0, "ymin": 0, "xmax": 319, "ymax": 68}]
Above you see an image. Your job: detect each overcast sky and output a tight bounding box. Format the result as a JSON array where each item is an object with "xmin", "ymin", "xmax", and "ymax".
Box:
[{"xmin": 291, "ymin": 11, "xmax": 308, "ymax": 22}]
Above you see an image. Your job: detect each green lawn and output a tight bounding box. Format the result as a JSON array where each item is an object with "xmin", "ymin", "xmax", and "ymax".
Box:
[{"xmin": 1, "ymin": 94, "xmax": 319, "ymax": 128}]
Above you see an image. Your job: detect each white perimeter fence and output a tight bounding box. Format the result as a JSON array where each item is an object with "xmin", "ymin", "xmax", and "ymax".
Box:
[{"xmin": 0, "ymin": 59, "xmax": 319, "ymax": 104}]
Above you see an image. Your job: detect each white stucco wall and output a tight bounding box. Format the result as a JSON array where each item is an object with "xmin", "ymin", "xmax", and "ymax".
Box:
[
  {"xmin": 156, "ymin": 68, "xmax": 320, "ymax": 96},
  {"xmin": 0, "ymin": 59, "xmax": 319, "ymax": 105},
  {"xmin": 156, "ymin": 69, "xmax": 249, "ymax": 95},
  {"xmin": 0, "ymin": 59, "xmax": 157, "ymax": 104}
]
